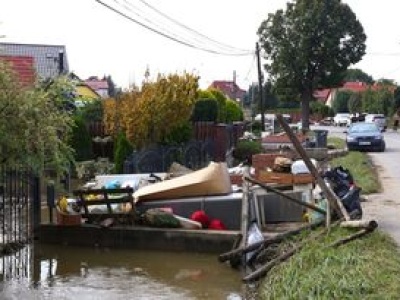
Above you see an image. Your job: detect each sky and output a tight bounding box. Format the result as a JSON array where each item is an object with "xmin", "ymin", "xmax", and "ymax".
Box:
[{"xmin": 1, "ymin": 0, "xmax": 400, "ymax": 91}]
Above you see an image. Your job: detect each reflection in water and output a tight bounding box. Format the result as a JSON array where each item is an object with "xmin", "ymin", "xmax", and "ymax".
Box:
[{"xmin": 0, "ymin": 243, "xmax": 253, "ymax": 300}]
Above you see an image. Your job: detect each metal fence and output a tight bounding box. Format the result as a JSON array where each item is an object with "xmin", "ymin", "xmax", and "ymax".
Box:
[
  {"xmin": 123, "ymin": 139, "xmax": 215, "ymax": 173},
  {"xmin": 0, "ymin": 166, "xmax": 38, "ymax": 246}
]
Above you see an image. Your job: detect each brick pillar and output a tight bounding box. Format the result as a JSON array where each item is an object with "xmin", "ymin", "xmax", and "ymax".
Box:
[{"xmin": 213, "ymin": 124, "xmax": 228, "ymax": 162}]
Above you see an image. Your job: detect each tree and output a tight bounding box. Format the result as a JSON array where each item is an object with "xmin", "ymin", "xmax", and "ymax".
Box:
[
  {"xmin": 115, "ymin": 73, "xmax": 198, "ymax": 149},
  {"xmin": 343, "ymin": 68, "xmax": 374, "ymax": 84},
  {"xmin": 114, "ymin": 131, "xmax": 133, "ymax": 173},
  {"xmin": 347, "ymin": 92, "xmax": 362, "ymax": 113},
  {"xmin": 191, "ymin": 99, "xmax": 218, "ymax": 122},
  {"xmin": 105, "ymin": 75, "xmax": 117, "ymax": 98},
  {"xmin": 333, "ymin": 90, "xmax": 352, "ymax": 113},
  {"xmin": 0, "ymin": 63, "xmax": 75, "ymax": 174},
  {"xmin": 70, "ymin": 114, "xmax": 93, "ymax": 161},
  {"xmin": 258, "ymin": 0, "xmax": 366, "ymax": 131},
  {"xmin": 393, "ymin": 87, "xmax": 400, "ymax": 110},
  {"xmin": 208, "ymin": 88, "xmax": 227, "ymax": 123},
  {"xmin": 225, "ymin": 99, "xmax": 244, "ymax": 123},
  {"xmin": 310, "ymin": 100, "xmax": 331, "ymax": 117}
]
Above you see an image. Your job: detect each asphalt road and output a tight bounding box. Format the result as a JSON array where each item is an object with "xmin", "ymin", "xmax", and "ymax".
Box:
[{"xmin": 313, "ymin": 125, "xmax": 400, "ymax": 245}]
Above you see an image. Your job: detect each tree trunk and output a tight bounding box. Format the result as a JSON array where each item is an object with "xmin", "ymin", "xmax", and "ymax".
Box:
[{"xmin": 301, "ymin": 90, "xmax": 312, "ymax": 132}]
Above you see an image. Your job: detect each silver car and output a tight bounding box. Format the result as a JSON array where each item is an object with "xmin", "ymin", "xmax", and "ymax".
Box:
[{"xmin": 365, "ymin": 114, "xmax": 387, "ymax": 131}]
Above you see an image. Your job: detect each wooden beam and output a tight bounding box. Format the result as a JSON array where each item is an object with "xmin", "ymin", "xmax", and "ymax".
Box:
[{"xmin": 275, "ymin": 114, "xmax": 350, "ymax": 222}]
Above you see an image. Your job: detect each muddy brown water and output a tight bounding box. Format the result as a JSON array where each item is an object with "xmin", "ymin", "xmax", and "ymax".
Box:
[
  {"xmin": 0, "ymin": 202, "xmax": 257, "ymax": 299},
  {"xmin": 3, "ymin": 181, "xmax": 258, "ymax": 299},
  {"xmin": 0, "ymin": 241, "xmax": 255, "ymax": 300}
]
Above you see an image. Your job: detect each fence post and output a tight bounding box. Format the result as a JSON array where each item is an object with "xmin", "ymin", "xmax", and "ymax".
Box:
[
  {"xmin": 32, "ymin": 175, "xmax": 41, "ymax": 237},
  {"xmin": 214, "ymin": 124, "xmax": 228, "ymax": 162},
  {"xmin": 47, "ymin": 182, "xmax": 55, "ymax": 224}
]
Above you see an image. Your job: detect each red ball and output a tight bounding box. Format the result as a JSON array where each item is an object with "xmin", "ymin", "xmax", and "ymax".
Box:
[
  {"xmin": 208, "ymin": 219, "xmax": 226, "ymax": 230},
  {"xmin": 190, "ymin": 210, "xmax": 210, "ymax": 228}
]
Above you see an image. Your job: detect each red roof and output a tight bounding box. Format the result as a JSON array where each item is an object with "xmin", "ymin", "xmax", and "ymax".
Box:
[
  {"xmin": 341, "ymin": 81, "xmax": 369, "ymax": 93},
  {"xmin": 209, "ymin": 80, "xmax": 246, "ymax": 100},
  {"xmin": 84, "ymin": 79, "xmax": 108, "ymax": 90},
  {"xmin": 340, "ymin": 81, "xmax": 396, "ymax": 93},
  {"xmin": 0, "ymin": 55, "xmax": 36, "ymax": 87},
  {"xmin": 313, "ymin": 88, "xmax": 331, "ymax": 102}
]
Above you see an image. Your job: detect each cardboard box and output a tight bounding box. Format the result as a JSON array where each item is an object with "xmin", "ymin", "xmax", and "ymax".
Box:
[
  {"xmin": 56, "ymin": 210, "xmax": 82, "ymax": 226},
  {"xmin": 293, "ymin": 174, "xmax": 314, "ymax": 184},
  {"xmin": 230, "ymin": 174, "xmax": 243, "ymax": 186},
  {"xmin": 257, "ymin": 171, "xmax": 293, "ymax": 185}
]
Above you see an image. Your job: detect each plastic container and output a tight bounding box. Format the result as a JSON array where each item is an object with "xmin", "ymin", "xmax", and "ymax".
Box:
[
  {"xmin": 291, "ymin": 159, "xmax": 317, "ymax": 174},
  {"xmin": 313, "ymin": 130, "xmax": 328, "ymax": 148}
]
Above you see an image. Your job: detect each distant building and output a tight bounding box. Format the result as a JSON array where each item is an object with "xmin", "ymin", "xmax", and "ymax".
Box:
[
  {"xmin": 0, "ymin": 42, "xmax": 69, "ymax": 80},
  {"xmin": 84, "ymin": 77, "xmax": 109, "ymax": 98},
  {"xmin": 313, "ymin": 81, "xmax": 396, "ymax": 107},
  {"xmin": 209, "ymin": 80, "xmax": 246, "ymax": 102}
]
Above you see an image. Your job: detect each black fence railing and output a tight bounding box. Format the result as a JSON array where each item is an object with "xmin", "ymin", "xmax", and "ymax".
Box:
[
  {"xmin": 0, "ymin": 166, "xmax": 38, "ymax": 246},
  {"xmin": 123, "ymin": 139, "xmax": 215, "ymax": 174}
]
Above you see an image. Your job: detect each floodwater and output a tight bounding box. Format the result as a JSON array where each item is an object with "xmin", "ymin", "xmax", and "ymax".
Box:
[{"xmin": 0, "ymin": 242, "xmax": 258, "ymax": 300}]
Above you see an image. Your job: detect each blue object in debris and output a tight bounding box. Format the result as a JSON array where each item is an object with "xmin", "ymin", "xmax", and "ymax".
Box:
[{"xmin": 104, "ymin": 180, "xmax": 121, "ymax": 189}]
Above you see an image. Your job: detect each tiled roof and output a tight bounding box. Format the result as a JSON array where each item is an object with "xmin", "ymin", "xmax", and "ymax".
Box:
[
  {"xmin": 0, "ymin": 55, "xmax": 35, "ymax": 86},
  {"xmin": 313, "ymin": 88, "xmax": 331, "ymax": 101},
  {"xmin": 0, "ymin": 42, "xmax": 69, "ymax": 79},
  {"xmin": 340, "ymin": 81, "xmax": 396, "ymax": 93},
  {"xmin": 209, "ymin": 80, "xmax": 246, "ymax": 100},
  {"xmin": 85, "ymin": 79, "xmax": 109, "ymax": 90}
]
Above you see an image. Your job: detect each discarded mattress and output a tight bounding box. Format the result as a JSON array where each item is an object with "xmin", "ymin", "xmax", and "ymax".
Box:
[{"xmin": 134, "ymin": 162, "xmax": 232, "ymax": 202}]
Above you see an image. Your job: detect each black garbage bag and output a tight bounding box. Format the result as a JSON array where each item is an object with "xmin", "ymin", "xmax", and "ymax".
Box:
[
  {"xmin": 340, "ymin": 185, "xmax": 363, "ymax": 219},
  {"xmin": 322, "ymin": 166, "xmax": 362, "ymax": 219}
]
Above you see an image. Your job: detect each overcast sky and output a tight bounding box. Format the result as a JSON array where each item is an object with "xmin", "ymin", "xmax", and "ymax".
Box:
[{"xmin": 1, "ymin": 0, "xmax": 400, "ymax": 90}]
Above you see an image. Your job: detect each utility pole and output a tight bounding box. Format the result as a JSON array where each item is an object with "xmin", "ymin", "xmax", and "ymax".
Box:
[
  {"xmin": 256, "ymin": 42, "xmax": 265, "ymax": 131},
  {"xmin": 233, "ymin": 70, "xmax": 237, "ymax": 103}
]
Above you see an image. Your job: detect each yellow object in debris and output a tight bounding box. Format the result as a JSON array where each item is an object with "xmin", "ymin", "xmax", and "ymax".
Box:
[
  {"xmin": 85, "ymin": 194, "xmax": 97, "ymax": 201},
  {"xmin": 57, "ymin": 196, "xmax": 68, "ymax": 213}
]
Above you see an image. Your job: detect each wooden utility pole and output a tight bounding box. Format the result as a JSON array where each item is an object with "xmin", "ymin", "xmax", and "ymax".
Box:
[{"xmin": 256, "ymin": 42, "xmax": 265, "ymax": 131}]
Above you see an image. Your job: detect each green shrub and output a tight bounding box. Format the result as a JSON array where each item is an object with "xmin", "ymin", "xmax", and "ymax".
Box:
[
  {"xmin": 191, "ymin": 98, "xmax": 218, "ymax": 122},
  {"xmin": 70, "ymin": 115, "xmax": 93, "ymax": 161},
  {"xmin": 161, "ymin": 121, "xmax": 193, "ymax": 146},
  {"xmin": 114, "ymin": 131, "xmax": 134, "ymax": 173},
  {"xmin": 233, "ymin": 139, "xmax": 263, "ymax": 164}
]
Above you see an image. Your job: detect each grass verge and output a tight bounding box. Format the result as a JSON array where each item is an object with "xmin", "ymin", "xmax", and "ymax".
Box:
[
  {"xmin": 258, "ymin": 136, "xmax": 398, "ymax": 299},
  {"xmin": 260, "ymin": 227, "xmax": 400, "ymax": 299},
  {"xmin": 327, "ymin": 136, "xmax": 380, "ymax": 194}
]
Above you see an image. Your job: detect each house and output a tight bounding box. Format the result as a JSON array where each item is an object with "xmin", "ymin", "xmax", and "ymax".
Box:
[
  {"xmin": 84, "ymin": 76, "xmax": 109, "ymax": 98},
  {"xmin": 0, "ymin": 42, "xmax": 69, "ymax": 80},
  {"xmin": 68, "ymin": 73, "xmax": 102, "ymax": 104},
  {"xmin": 313, "ymin": 81, "xmax": 396, "ymax": 107},
  {"xmin": 75, "ymin": 82, "xmax": 101, "ymax": 101},
  {"xmin": 209, "ymin": 80, "xmax": 246, "ymax": 102}
]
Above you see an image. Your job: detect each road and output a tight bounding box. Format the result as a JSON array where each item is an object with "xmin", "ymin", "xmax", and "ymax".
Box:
[{"xmin": 313, "ymin": 125, "xmax": 400, "ymax": 245}]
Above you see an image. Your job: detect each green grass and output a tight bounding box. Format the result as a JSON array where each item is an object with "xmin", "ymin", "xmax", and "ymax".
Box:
[
  {"xmin": 327, "ymin": 136, "xmax": 346, "ymax": 149},
  {"xmin": 260, "ymin": 227, "xmax": 400, "ymax": 299},
  {"xmin": 330, "ymin": 151, "xmax": 380, "ymax": 194},
  {"xmin": 258, "ymin": 136, "xmax": 394, "ymax": 299}
]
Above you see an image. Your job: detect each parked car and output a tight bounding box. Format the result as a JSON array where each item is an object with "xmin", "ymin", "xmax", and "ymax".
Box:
[
  {"xmin": 345, "ymin": 122, "xmax": 385, "ymax": 152},
  {"xmin": 318, "ymin": 117, "xmax": 334, "ymax": 126},
  {"xmin": 365, "ymin": 114, "xmax": 387, "ymax": 131},
  {"xmin": 333, "ymin": 113, "xmax": 351, "ymax": 127},
  {"xmin": 350, "ymin": 113, "xmax": 367, "ymax": 124}
]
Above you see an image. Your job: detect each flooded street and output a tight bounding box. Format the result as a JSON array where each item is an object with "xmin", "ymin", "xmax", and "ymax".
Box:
[{"xmin": 0, "ymin": 242, "xmax": 252, "ymax": 300}]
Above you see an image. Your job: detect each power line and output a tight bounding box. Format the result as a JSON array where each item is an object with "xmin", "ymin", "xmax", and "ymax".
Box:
[
  {"xmin": 95, "ymin": 0, "xmax": 254, "ymax": 56},
  {"xmin": 134, "ymin": 0, "xmax": 251, "ymax": 54}
]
